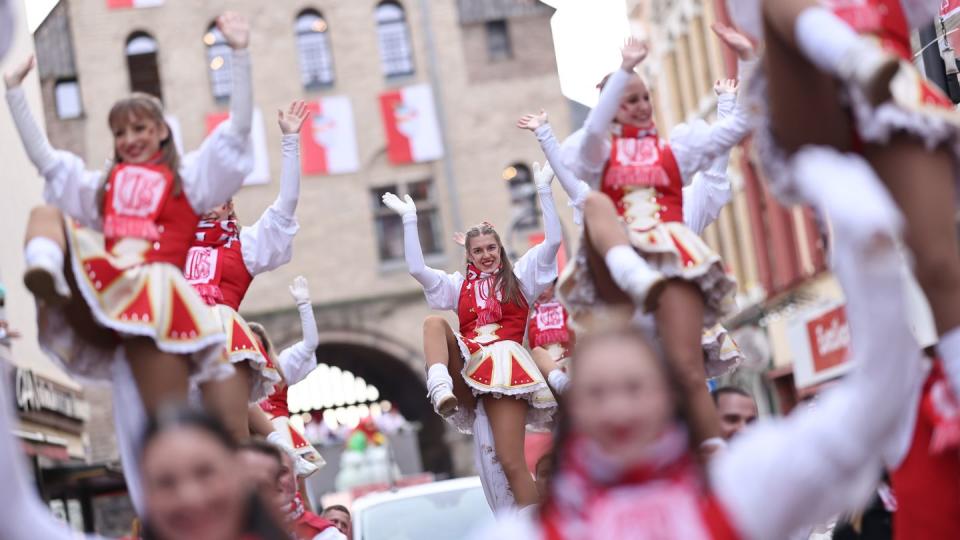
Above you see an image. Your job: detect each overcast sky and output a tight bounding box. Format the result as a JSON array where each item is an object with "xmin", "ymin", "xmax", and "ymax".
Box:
[{"xmin": 24, "ymin": 0, "xmax": 59, "ymax": 33}]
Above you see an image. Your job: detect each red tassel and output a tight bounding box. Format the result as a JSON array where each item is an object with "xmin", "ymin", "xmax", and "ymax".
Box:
[
  {"xmin": 534, "ymin": 328, "xmax": 570, "ymax": 348},
  {"xmin": 192, "ymin": 283, "xmax": 224, "ymax": 306},
  {"xmin": 604, "ymin": 166, "xmax": 670, "ymax": 189},
  {"xmin": 476, "ymin": 298, "xmax": 502, "ymax": 326},
  {"xmin": 104, "ymin": 214, "xmax": 161, "ymax": 241}
]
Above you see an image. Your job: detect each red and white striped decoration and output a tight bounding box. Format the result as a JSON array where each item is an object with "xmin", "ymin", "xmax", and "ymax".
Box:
[{"xmin": 301, "ymin": 96, "xmax": 360, "ymax": 175}]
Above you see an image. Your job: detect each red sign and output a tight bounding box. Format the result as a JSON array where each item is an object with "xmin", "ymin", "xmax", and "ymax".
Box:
[{"xmin": 805, "ymin": 305, "xmax": 850, "ymax": 374}]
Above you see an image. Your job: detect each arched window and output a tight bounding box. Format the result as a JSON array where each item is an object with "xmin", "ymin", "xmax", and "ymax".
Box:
[
  {"xmin": 296, "ymin": 9, "xmax": 335, "ymax": 88},
  {"xmin": 375, "ymin": 1, "xmax": 414, "ymax": 78},
  {"xmin": 203, "ymin": 23, "xmax": 232, "ymax": 100},
  {"xmin": 503, "ymin": 163, "xmax": 539, "ymax": 230},
  {"xmin": 125, "ymin": 31, "xmax": 162, "ymax": 100}
]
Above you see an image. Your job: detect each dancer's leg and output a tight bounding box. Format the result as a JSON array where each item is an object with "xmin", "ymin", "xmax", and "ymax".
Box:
[
  {"xmin": 23, "ymin": 205, "xmax": 70, "ymax": 302},
  {"xmin": 653, "ymin": 281, "xmax": 720, "ymax": 447},
  {"xmin": 483, "ymin": 395, "xmax": 538, "ymax": 507},
  {"xmin": 248, "ymin": 404, "xmax": 275, "ymax": 438},
  {"xmin": 200, "ymin": 362, "xmax": 253, "ymax": 441},
  {"xmin": 423, "ymin": 316, "xmax": 476, "ymax": 415},
  {"xmin": 124, "ymin": 338, "xmax": 190, "ymax": 415},
  {"xmin": 583, "ymin": 193, "xmax": 665, "ymax": 311}
]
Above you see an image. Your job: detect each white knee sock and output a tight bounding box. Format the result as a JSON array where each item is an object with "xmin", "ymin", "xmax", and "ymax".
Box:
[
  {"xmin": 604, "ymin": 245, "xmax": 659, "ymax": 294},
  {"xmin": 936, "ymin": 327, "xmax": 960, "ymax": 397},
  {"xmin": 794, "ymin": 7, "xmax": 864, "ymax": 76},
  {"xmin": 24, "ymin": 236, "xmax": 69, "ymax": 296},
  {"xmin": 426, "ymin": 363, "xmax": 453, "ymax": 394},
  {"xmin": 547, "ymin": 369, "xmax": 570, "ymax": 395}
]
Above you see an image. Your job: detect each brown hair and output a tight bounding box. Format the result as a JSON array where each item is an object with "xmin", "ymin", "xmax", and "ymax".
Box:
[
  {"xmin": 464, "ymin": 223, "xmax": 524, "ymax": 307},
  {"xmin": 98, "ymin": 92, "xmax": 183, "ymax": 214},
  {"xmin": 247, "ymin": 321, "xmax": 274, "ymax": 359}
]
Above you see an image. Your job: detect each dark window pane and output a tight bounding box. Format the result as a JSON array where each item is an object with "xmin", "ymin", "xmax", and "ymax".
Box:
[
  {"xmin": 418, "ymin": 208, "xmax": 442, "ymax": 255},
  {"xmin": 376, "ymin": 214, "xmax": 404, "ymax": 260},
  {"xmin": 408, "ymin": 180, "xmax": 433, "ymax": 203},
  {"xmin": 371, "ymin": 185, "xmax": 399, "ymax": 211},
  {"xmin": 485, "ymin": 20, "xmax": 512, "ymax": 61}
]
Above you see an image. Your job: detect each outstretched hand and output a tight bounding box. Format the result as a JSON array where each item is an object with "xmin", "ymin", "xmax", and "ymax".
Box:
[
  {"xmin": 620, "ymin": 37, "xmax": 649, "ymax": 72},
  {"xmin": 516, "ymin": 110, "xmax": 548, "ymax": 131},
  {"xmin": 278, "ymin": 100, "xmax": 309, "ymax": 134},
  {"xmin": 3, "ymin": 55, "xmax": 35, "ymax": 90},
  {"xmin": 714, "ymin": 78, "xmax": 739, "ymax": 96},
  {"xmin": 382, "ymin": 192, "xmax": 417, "ymax": 218},
  {"xmin": 711, "ymin": 22, "xmax": 755, "ymax": 61},
  {"xmin": 533, "ymin": 161, "xmax": 554, "ymax": 189},
  {"xmin": 217, "ymin": 11, "xmax": 250, "ymax": 50},
  {"xmin": 289, "ymin": 275, "xmax": 312, "ymax": 305}
]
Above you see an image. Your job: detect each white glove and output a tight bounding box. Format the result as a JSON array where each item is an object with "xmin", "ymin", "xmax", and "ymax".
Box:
[
  {"xmin": 382, "ymin": 192, "xmax": 417, "ymax": 219},
  {"xmin": 533, "ymin": 161, "xmax": 554, "ymax": 190},
  {"xmin": 288, "ymin": 275, "xmax": 311, "ymax": 305}
]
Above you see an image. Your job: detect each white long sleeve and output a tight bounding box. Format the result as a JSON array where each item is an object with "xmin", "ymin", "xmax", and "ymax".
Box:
[
  {"xmin": 6, "ymin": 87, "xmax": 104, "ymax": 229},
  {"xmin": 534, "ymin": 123, "xmax": 591, "ymax": 225},
  {"xmin": 533, "ymin": 183, "xmax": 562, "ymax": 278},
  {"xmin": 563, "ymin": 68, "xmax": 633, "ymax": 185},
  {"xmin": 682, "ymin": 93, "xmax": 737, "ymax": 235},
  {"xmin": 0, "ymin": 365, "xmax": 101, "ymax": 539},
  {"xmin": 513, "ymin": 186, "xmax": 561, "ymax": 303},
  {"xmin": 711, "ymin": 245, "xmax": 922, "ymax": 539},
  {"xmin": 227, "ymin": 49, "xmax": 253, "ymax": 139},
  {"xmin": 239, "ymin": 135, "xmax": 301, "ymax": 276},
  {"xmin": 276, "ymin": 301, "xmax": 320, "ymax": 386}
]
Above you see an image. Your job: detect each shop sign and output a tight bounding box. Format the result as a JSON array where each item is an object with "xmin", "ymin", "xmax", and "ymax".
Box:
[
  {"xmin": 14, "ymin": 368, "xmax": 86, "ymax": 421},
  {"xmin": 789, "ymin": 302, "xmax": 852, "ymax": 388}
]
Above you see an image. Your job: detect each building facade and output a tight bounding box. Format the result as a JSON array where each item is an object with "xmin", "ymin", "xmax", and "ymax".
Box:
[{"xmin": 32, "ymin": 0, "xmax": 578, "ymax": 481}]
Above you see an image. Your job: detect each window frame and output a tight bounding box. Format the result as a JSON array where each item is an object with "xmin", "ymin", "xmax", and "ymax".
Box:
[
  {"xmin": 375, "ymin": 1, "xmax": 416, "ymax": 79},
  {"xmin": 371, "ymin": 179, "xmax": 444, "ymax": 267},
  {"xmin": 53, "ymin": 78, "xmax": 83, "ymax": 120},
  {"xmin": 295, "ymin": 9, "xmax": 336, "ymax": 89},
  {"xmin": 125, "ymin": 31, "xmax": 163, "ymax": 100},
  {"xmin": 204, "ymin": 24, "xmax": 232, "ymax": 102},
  {"xmin": 484, "ymin": 19, "xmax": 512, "ymax": 62}
]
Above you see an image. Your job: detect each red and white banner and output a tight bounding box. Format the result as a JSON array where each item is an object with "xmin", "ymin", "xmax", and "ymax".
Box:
[
  {"xmin": 943, "ymin": 0, "xmax": 960, "ymax": 19},
  {"xmin": 302, "ymin": 96, "xmax": 360, "ymax": 176},
  {"xmin": 942, "ymin": 0, "xmax": 960, "ymax": 52},
  {"xmin": 789, "ymin": 302, "xmax": 852, "ymax": 389},
  {"xmin": 205, "ymin": 108, "xmax": 270, "ymax": 186},
  {"xmin": 106, "ymin": 0, "xmax": 164, "ymax": 9},
  {"xmin": 379, "ymin": 84, "xmax": 444, "ymax": 164}
]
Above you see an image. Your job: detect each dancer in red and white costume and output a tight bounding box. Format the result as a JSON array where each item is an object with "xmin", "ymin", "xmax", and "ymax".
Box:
[
  {"xmin": 251, "ymin": 277, "xmax": 326, "ymax": 475},
  {"xmin": 529, "ymin": 37, "xmax": 752, "ymax": 453},
  {"xmin": 183, "ymin": 100, "xmax": 309, "ymax": 439},
  {"xmin": 470, "ymin": 189, "xmax": 925, "ymax": 539},
  {"xmin": 721, "ymin": 0, "xmax": 960, "ymax": 399},
  {"xmin": 518, "ymin": 75, "xmax": 746, "ymax": 382},
  {"xmin": 5, "ymin": 13, "xmax": 253, "ymax": 419},
  {"xmin": 381, "ymin": 163, "xmax": 562, "ymax": 509},
  {"xmin": 527, "ymin": 281, "xmax": 575, "ymax": 372}
]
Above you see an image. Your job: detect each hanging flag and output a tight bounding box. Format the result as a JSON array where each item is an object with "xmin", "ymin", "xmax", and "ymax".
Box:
[
  {"xmin": 205, "ymin": 108, "xmax": 270, "ymax": 186},
  {"xmin": 379, "ymin": 84, "xmax": 444, "ymax": 164},
  {"xmin": 107, "ymin": 0, "xmax": 164, "ymax": 8},
  {"xmin": 302, "ymin": 96, "xmax": 360, "ymax": 175}
]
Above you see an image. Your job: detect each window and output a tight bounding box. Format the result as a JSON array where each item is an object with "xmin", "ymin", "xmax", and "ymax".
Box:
[
  {"xmin": 484, "ymin": 20, "xmax": 512, "ymax": 61},
  {"xmin": 503, "ymin": 163, "xmax": 539, "ymax": 230},
  {"xmin": 125, "ymin": 32, "xmax": 162, "ymax": 100},
  {"xmin": 203, "ymin": 24, "xmax": 232, "ymax": 100},
  {"xmin": 375, "ymin": 1, "xmax": 415, "ymax": 78},
  {"xmin": 54, "ymin": 79, "xmax": 82, "ymax": 119},
  {"xmin": 371, "ymin": 180, "xmax": 442, "ymax": 262},
  {"xmin": 296, "ymin": 9, "xmax": 335, "ymax": 89}
]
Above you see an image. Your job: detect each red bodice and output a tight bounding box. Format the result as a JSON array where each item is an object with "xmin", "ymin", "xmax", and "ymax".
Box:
[
  {"xmin": 457, "ymin": 271, "xmax": 529, "ymax": 354},
  {"xmin": 102, "ymin": 162, "xmax": 199, "ymax": 268},
  {"xmin": 601, "ymin": 130, "xmax": 685, "ymax": 226},
  {"xmin": 260, "ymin": 382, "xmax": 290, "ymax": 419},
  {"xmin": 184, "ymin": 227, "xmax": 254, "ymax": 310}
]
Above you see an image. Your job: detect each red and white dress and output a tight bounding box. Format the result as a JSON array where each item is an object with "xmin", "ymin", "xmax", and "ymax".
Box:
[
  {"xmin": 23, "ymin": 131, "xmax": 252, "ymax": 381},
  {"xmin": 183, "ymin": 133, "xmax": 302, "ymax": 401},
  {"xmin": 527, "ymin": 294, "xmax": 574, "ymax": 371},
  {"xmin": 553, "ymin": 79, "xmax": 748, "ymax": 377}
]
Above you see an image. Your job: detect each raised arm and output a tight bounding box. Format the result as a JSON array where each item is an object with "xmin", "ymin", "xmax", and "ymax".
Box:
[
  {"xmin": 682, "ymin": 79, "xmax": 739, "ymax": 234},
  {"xmin": 518, "ymin": 110, "xmax": 591, "ymax": 225},
  {"xmin": 4, "ymin": 56, "xmax": 102, "ymax": 227},
  {"xmin": 182, "ymin": 12, "xmax": 255, "ymax": 215},
  {"xmin": 564, "ymin": 38, "xmax": 649, "ymax": 182},
  {"xmin": 534, "ymin": 161, "xmax": 562, "ymax": 268},
  {"xmin": 711, "ymin": 225, "xmax": 922, "ymax": 539},
  {"xmin": 382, "ymin": 192, "xmax": 461, "ymax": 310},
  {"xmin": 275, "ymin": 276, "xmax": 320, "ymax": 386},
  {"xmin": 240, "ymin": 101, "xmax": 308, "ymax": 276}
]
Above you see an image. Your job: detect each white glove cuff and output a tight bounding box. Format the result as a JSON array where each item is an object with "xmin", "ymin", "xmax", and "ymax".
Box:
[{"xmin": 401, "ymin": 213, "xmax": 418, "ymax": 225}]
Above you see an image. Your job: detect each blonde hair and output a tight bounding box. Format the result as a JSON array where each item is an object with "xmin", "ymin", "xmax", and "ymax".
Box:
[
  {"xmin": 98, "ymin": 93, "xmax": 182, "ymax": 214},
  {"xmin": 464, "ymin": 223, "xmax": 524, "ymax": 307}
]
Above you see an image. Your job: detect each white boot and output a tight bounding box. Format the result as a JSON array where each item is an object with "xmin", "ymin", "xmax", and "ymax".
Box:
[
  {"xmin": 604, "ymin": 245, "xmax": 666, "ymax": 312},
  {"xmin": 23, "ymin": 237, "xmax": 70, "ymax": 304},
  {"xmin": 427, "ymin": 363, "xmax": 458, "ymax": 417},
  {"xmin": 266, "ymin": 431, "xmax": 319, "ymax": 478}
]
